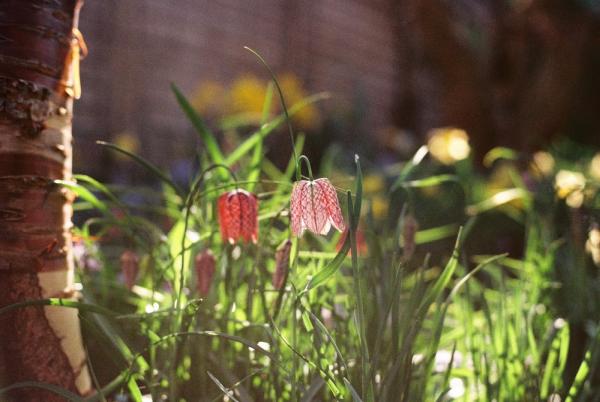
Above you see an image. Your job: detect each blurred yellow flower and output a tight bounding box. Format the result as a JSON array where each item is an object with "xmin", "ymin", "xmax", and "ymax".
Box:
[
  {"xmin": 370, "ymin": 195, "xmax": 389, "ymax": 220},
  {"xmin": 531, "ymin": 151, "xmax": 555, "ymax": 178},
  {"xmin": 190, "ymin": 73, "xmax": 320, "ymax": 130},
  {"xmin": 427, "ymin": 127, "xmax": 470, "ymax": 165},
  {"xmin": 589, "ymin": 153, "xmax": 600, "ymax": 181},
  {"xmin": 555, "ymin": 169, "xmax": 585, "ymax": 208},
  {"xmin": 113, "ymin": 130, "xmax": 140, "ymax": 160},
  {"xmin": 227, "ymin": 74, "xmax": 267, "ymax": 116},
  {"xmin": 279, "ymin": 73, "xmax": 321, "ymax": 131},
  {"xmin": 363, "ymin": 174, "xmax": 385, "ymax": 194},
  {"xmin": 191, "ymin": 80, "xmax": 225, "ymax": 115}
]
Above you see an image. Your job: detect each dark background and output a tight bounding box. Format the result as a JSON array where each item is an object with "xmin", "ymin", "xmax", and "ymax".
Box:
[{"xmin": 74, "ymin": 0, "xmax": 600, "ymax": 179}]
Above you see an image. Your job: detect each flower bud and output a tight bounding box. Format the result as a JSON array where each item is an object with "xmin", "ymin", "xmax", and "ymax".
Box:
[
  {"xmin": 272, "ymin": 240, "xmax": 292, "ymax": 290},
  {"xmin": 195, "ymin": 249, "xmax": 216, "ymax": 296},
  {"xmin": 120, "ymin": 250, "xmax": 139, "ymax": 290}
]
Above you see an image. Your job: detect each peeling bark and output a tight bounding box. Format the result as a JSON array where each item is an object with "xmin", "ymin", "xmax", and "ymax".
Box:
[{"xmin": 0, "ymin": 1, "xmax": 91, "ymax": 401}]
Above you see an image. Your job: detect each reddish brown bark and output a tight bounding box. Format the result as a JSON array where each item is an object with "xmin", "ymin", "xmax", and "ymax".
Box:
[{"xmin": 0, "ymin": 1, "xmax": 91, "ymax": 401}]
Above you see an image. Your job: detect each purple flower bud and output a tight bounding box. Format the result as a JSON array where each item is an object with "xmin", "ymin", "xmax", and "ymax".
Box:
[
  {"xmin": 272, "ymin": 240, "xmax": 292, "ymax": 290},
  {"xmin": 195, "ymin": 249, "xmax": 216, "ymax": 296}
]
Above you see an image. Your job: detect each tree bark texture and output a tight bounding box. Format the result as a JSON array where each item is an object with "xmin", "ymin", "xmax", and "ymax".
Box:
[{"xmin": 0, "ymin": 1, "xmax": 91, "ymax": 401}]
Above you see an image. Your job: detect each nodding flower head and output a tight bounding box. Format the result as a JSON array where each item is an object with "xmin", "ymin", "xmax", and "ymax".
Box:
[
  {"xmin": 290, "ymin": 178, "xmax": 345, "ymax": 237},
  {"xmin": 120, "ymin": 250, "xmax": 139, "ymax": 290},
  {"xmin": 195, "ymin": 249, "xmax": 216, "ymax": 296},
  {"xmin": 218, "ymin": 189, "xmax": 258, "ymax": 244}
]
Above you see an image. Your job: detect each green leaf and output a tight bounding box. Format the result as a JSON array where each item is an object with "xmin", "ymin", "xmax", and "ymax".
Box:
[
  {"xmin": 466, "ymin": 188, "xmax": 529, "ymax": 216},
  {"xmin": 415, "ymin": 223, "xmax": 460, "ymax": 244},
  {"xmin": 54, "ymin": 180, "xmax": 109, "ymax": 214},
  {"xmin": 417, "ymin": 227, "xmax": 463, "ymax": 317},
  {"xmin": 390, "ymin": 145, "xmax": 429, "ymax": 190},
  {"xmin": 352, "ymin": 154, "xmax": 363, "ymax": 229},
  {"xmin": 483, "ymin": 147, "xmax": 518, "ymax": 167},
  {"xmin": 402, "ymin": 174, "xmax": 459, "ymax": 188},
  {"xmin": 344, "ymin": 379, "xmax": 364, "ymax": 402},
  {"xmin": 303, "ymin": 240, "xmax": 350, "ymax": 293},
  {"xmin": 171, "ymin": 83, "xmax": 226, "ymax": 168}
]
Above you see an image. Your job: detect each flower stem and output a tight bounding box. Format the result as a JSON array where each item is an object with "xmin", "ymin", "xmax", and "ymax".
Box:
[
  {"xmin": 298, "ymin": 155, "xmax": 314, "ymax": 181},
  {"xmin": 244, "ymin": 46, "xmax": 300, "ymax": 180}
]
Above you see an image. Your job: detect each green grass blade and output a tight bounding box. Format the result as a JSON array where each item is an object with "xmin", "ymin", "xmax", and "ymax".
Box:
[
  {"xmin": 415, "ymin": 223, "xmax": 460, "ymax": 245},
  {"xmin": 344, "ymin": 378, "xmax": 364, "ymax": 402},
  {"xmin": 207, "ymin": 371, "xmax": 241, "ymax": 402},
  {"xmin": 401, "ymin": 174, "xmax": 459, "ymax": 189},
  {"xmin": 246, "ymin": 81, "xmax": 273, "ymax": 191},
  {"xmin": 54, "ymin": 179, "xmax": 109, "ymax": 214},
  {"xmin": 171, "ymin": 83, "xmax": 226, "ymax": 166},
  {"xmin": 417, "ymin": 227, "xmax": 464, "ymax": 315}
]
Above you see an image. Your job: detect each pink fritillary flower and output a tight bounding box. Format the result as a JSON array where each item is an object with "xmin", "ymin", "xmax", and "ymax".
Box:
[
  {"xmin": 218, "ymin": 189, "xmax": 258, "ymax": 244},
  {"xmin": 290, "ymin": 178, "xmax": 345, "ymax": 237},
  {"xmin": 195, "ymin": 249, "xmax": 216, "ymax": 296},
  {"xmin": 120, "ymin": 250, "xmax": 139, "ymax": 290}
]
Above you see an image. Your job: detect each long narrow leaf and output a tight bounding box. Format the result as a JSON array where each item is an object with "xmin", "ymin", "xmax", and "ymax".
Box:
[{"xmin": 171, "ymin": 83, "xmax": 226, "ymax": 166}]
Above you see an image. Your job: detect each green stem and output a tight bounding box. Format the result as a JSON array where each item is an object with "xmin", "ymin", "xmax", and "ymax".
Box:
[
  {"xmin": 298, "ymin": 154, "xmax": 314, "ymax": 181},
  {"xmin": 243, "ymin": 46, "xmax": 300, "ymax": 180},
  {"xmin": 348, "ymin": 192, "xmax": 373, "ymax": 400}
]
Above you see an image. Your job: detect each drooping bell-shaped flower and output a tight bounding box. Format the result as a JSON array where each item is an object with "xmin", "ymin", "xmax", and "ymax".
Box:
[
  {"xmin": 218, "ymin": 189, "xmax": 258, "ymax": 244},
  {"xmin": 195, "ymin": 249, "xmax": 216, "ymax": 296},
  {"xmin": 120, "ymin": 250, "xmax": 139, "ymax": 290},
  {"xmin": 272, "ymin": 240, "xmax": 292, "ymax": 290},
  {"xmin": 290, "ymin": 178, "xmax": 345, "ymax": 237}
]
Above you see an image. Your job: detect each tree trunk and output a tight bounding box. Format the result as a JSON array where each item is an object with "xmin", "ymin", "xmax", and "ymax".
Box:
[{"xmin": 0, "ymin": 1, "xmax": 91, "ymax": 401}]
